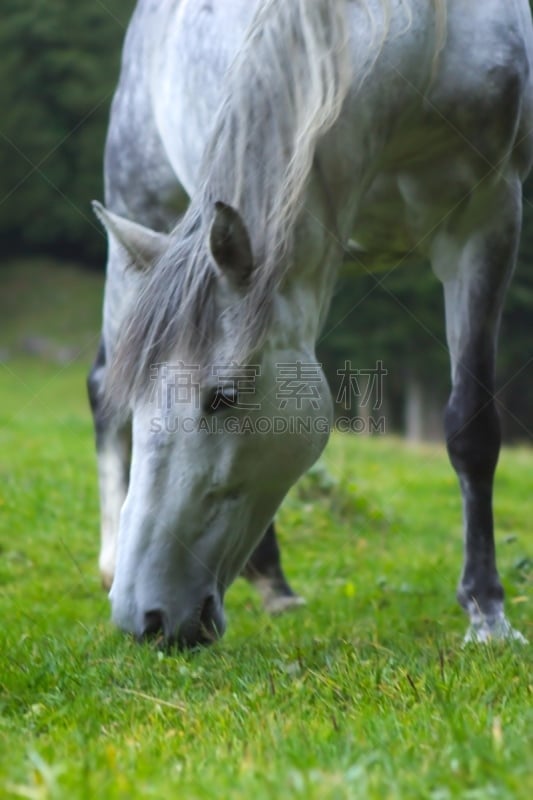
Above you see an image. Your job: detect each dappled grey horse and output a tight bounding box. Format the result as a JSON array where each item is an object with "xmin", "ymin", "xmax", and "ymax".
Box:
[{"xmin": 89, "ymin": 0, "xmax": 532, "ymax": 647}]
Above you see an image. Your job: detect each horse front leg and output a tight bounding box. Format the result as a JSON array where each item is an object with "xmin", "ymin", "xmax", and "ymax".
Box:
[
  {"xmin": 435, "ymin": 180, "xmax": 526, "ymax": 643},
  {"xmin": 241, "ymin": 523, "xmax": 305, "ymax": 614},
  {"xmin": 88, "ymin": 339, "xmax": 131, "ymax": 590}
]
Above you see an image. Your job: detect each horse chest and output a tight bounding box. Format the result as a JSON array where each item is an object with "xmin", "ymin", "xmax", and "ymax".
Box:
[{"xmin": 339, "ymin": 2, "xmax": 533, "ymax": 262}]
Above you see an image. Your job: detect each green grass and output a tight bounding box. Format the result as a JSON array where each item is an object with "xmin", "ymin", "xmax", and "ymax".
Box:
[
  {"xmin": 0, "ymin": 259, "xmax": 103, "ymax": 356},
  {"xmin": 0, "ymin": 359, "xmax": 531, "ymax": 800},
  {"xmin": 0, "ymin": 261, "xmax": 531, "ymax": 799}
]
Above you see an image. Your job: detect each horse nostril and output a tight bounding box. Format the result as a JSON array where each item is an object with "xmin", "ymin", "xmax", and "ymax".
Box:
[
  {"xmin": 143, "ymin": 609, "xmax": 165, "ymax": 637},
  {"xmin": 177, "ymin": 594, "xmax": 225, "ymax": 648},
  {"xmin": 198, "ymin": 594, "xmax": 224, "ymax": 642},
  {"xmin": 139, "ymin": 597, "xmax": 225, "ymax": 648},
  {"xmin": 200, "ymin": 595, "xmax": 216, "ymax": 629}
]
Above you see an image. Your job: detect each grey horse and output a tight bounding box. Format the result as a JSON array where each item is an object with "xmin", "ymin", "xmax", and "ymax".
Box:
[{"xmin": 89, "ymin": 0, "xmax": 533, "ymax": 647}]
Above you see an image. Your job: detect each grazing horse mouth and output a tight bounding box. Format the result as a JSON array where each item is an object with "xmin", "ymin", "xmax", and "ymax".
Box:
[{"xmin": 141, "ymin": 594, "xmax": 225, "ymax": 648}]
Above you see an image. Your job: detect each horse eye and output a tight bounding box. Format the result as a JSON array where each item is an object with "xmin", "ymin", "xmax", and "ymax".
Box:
[{"xmin": 206, "ymin": 386, "xmax": 239, "ymax": 413}]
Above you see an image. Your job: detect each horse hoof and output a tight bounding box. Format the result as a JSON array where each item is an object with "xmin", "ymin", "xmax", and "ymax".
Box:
[
  {"xmin": 248, "ymin": 574, "xmax": 306, "ymax": 615},
  {"xmin": 463, "ymin": 616, "xmax": 528, "ymax": 645},
  {"xmin": 263, "ymin": 593, "xmax": 306, "ymax": 616},
  {"xmin": 100, "ymin": 570, "xmax": 114, "ymax": 591}
]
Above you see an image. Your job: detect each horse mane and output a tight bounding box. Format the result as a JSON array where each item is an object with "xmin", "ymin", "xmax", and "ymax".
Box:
[
  {"xmin": 106, "ymin": 0, "xmax": 351, "ymax": 407},
  {"xmin": 106, "ymin": 0, "xmax": 447, "ymax": 409}
]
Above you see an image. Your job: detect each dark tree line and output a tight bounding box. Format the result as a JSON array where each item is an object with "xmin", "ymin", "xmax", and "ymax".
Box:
[
  {"xmin": 1, "ymin": 0, "xmax": 531, "ymax": 439},
  {"xmin": 318, "ymin": 209, "xmax": 533, "ymax": 440},
  {"xmin": 0, "ymin": 0, "xmax": 134, "ymax": 263}
]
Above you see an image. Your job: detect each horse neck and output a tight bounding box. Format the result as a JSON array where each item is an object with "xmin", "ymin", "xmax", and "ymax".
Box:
[{"xmin": 271, "ymin": 173, "xmax": 344, "ymax": 353}]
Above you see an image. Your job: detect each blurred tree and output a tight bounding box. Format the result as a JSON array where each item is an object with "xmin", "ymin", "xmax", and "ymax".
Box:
[
  {"xmin": 319, "ymin": 177, "xmax": 533, "ymax": 442},
  {"xmin": 0, "ymin": 0, "xmax": 531, "ymax": 439},
  {"xmin": 319, "ymin": 256, "xmax": 448, "ymax": 439},
  {"xmin": 0, "ymin": 0, "xmax": 134, "ymax": 264},
  {"xmin": 498, "ymin": 176, "xmax": 533, "ymax": 440}
]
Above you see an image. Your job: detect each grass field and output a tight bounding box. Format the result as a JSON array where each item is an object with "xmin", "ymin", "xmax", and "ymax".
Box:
[{"xmin": 0, "ymin": 263, "xmax": 531, "ymax": 799}]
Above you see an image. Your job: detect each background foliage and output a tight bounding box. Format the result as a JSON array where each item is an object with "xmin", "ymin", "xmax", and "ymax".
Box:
[
  {"xmin": 0, "ymin": 359, "xmax": 531, "ymax": 798},
  {"xmin": 0, "ymin": 8, "xmax": 531, "ymax": 795},
  {"xmin": 0, "ymin": 0, "xmax": 531, "ymax": 440},
  {"xmin": 0, "ymin": 0, "xmax": 133, "ymax": 261}
]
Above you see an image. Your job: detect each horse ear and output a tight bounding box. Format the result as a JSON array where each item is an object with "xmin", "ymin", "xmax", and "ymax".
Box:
[
  {"xmin": 209, "ymin": 201, "xmax": 254, "ymax": 287},
  {"xmin": 92, "ymin": 201, "xmax": 169, "ymax": 270}
]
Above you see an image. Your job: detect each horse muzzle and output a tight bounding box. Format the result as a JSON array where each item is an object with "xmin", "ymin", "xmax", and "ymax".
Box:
[{"xmin": 141, "ymin": 593, "xmax": 226, "ymax": 648}]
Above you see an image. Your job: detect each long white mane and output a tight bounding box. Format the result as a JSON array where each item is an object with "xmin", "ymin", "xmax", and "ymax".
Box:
[
  {"xmin": 108, "ymin": 0, "xmax": 448, "ymax": 406},
  {"xmin": 107, "ymin": 0, "xmax": 351, "ymax": 404}
]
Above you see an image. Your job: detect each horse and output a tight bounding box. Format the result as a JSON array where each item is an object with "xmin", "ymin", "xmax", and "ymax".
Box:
[{"xmin": 89, "ymin": 0, "xmax": 533, "ymax": 647}]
